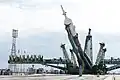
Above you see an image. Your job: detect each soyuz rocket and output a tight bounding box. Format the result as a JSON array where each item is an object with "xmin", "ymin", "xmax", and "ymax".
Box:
[{"xmin": 61, "ymin": 5, "xmax": 92, "ymax": 72}]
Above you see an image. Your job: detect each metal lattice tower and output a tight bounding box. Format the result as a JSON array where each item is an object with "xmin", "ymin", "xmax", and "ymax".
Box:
[
  {"xmin": 11, "ymin": 29, "xmax": 18, "ymax": 55},
  {"xmin": 9, "ymin": 29, "xmax": 18, "ymax": 73}
]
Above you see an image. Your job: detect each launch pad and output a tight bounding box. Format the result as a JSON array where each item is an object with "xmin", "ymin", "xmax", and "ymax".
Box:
[
  {"xmin": 0, "ymin": 74, "xmax": 119, "ymax": 80},
  {"xmin": 7, "ymin": 5, "xmax": 120, "ymax": 76}
]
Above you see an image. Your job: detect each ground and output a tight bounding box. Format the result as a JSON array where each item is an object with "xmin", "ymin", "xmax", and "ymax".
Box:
[{"xmin": 0, "ymin": 74, "xmax": 119, "ymax": 80}]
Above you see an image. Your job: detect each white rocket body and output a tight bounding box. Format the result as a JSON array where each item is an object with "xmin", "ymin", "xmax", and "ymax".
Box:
[{"xmin": 64, "ymin": 16, "xmax": 77, "ymax": 37}]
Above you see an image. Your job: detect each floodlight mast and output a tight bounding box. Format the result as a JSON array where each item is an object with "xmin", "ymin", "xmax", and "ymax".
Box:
[
  {"xmin": 12, "ymin": 29, "xmax": 18, "ymax": 38},
  {"xmin": 11, "ymin": 29, "xmax": 18, "ymax": 56},
  {"xmin": 9, "ymin": 29, "xmax": 18, "ymax": 73}
]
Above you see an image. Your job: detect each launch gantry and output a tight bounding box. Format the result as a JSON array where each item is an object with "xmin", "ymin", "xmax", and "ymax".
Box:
[
  {"xmin": 60, "ymin": 44, "xmax": 70, "ymax": 63},
  {"xmin": 84, "ymin": 28, "xmax": 93, "ymax": 65},
  {"xmin": 95, "ymin": 43, "xmax": 107, "ymax": 65},
  {"xmin": 8, "ymin": 5, "xmax": 120, "ymax": 75}
]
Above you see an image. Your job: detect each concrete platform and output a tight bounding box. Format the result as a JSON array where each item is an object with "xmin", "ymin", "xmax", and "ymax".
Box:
[{"xmin": 0, "ymin": 74, "xmax": 119, "ymax": 80}]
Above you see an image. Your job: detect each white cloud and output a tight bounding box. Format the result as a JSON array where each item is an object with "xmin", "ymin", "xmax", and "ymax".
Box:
[{"xmin": 0, "ymin": 0, "xmax": 120, "ymax": 37}]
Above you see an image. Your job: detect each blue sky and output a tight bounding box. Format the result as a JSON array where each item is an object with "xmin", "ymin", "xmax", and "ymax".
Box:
[{"xmin": 1, "ymin": 0, "xmax": 120, "ymax": 69}]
